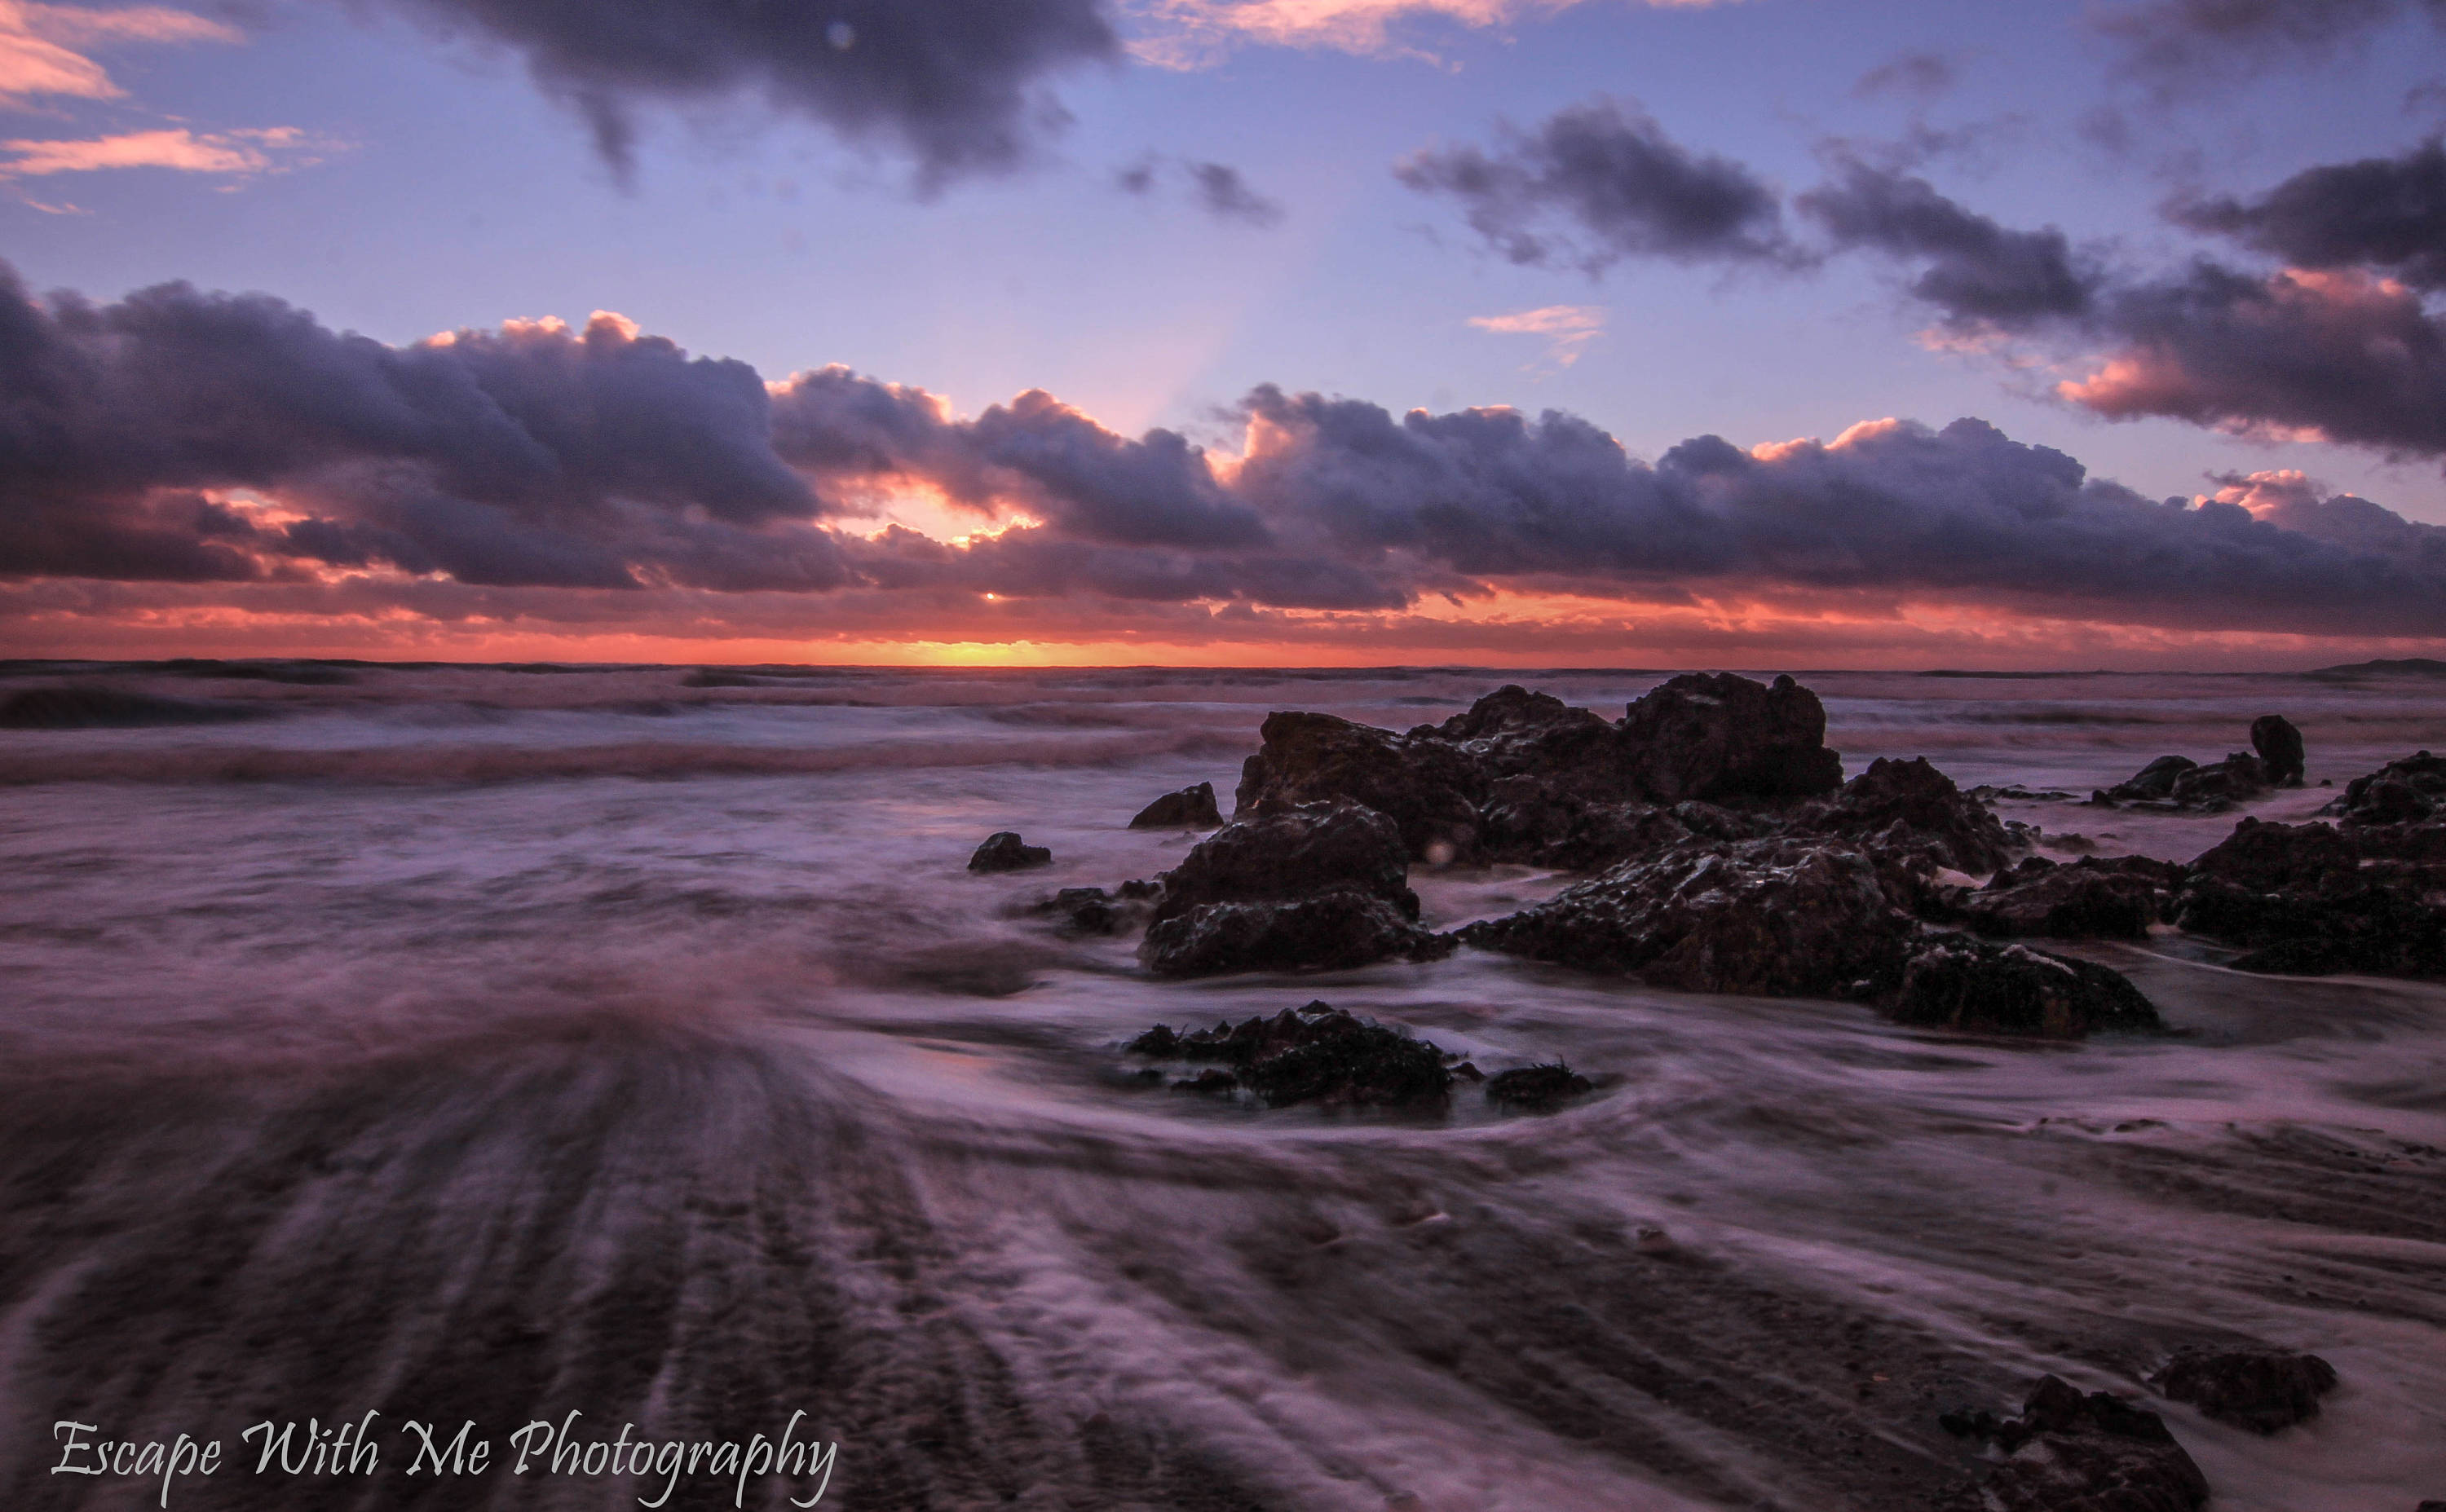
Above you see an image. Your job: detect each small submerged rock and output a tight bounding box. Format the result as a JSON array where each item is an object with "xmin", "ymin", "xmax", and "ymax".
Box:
[
  {"xmin": 1937, "ymin": 1375, "xmax": 2208, "ymax": 1512},
  {"xmin": 969, "ymin": 831, "xmax": 1053, "ymax": 872},
  {"xmin": 1031, "ymin": 886, "xmax": 1140, "ymax": 937},
  {"xmin": 1128, "ymin": 782, "xmax": 1223, "ymax": 829},
  {"xmin": 2148, "ymin": 1346, "xmax": 2338, "ymax": 1435},
  {"xmin": 1124, "ymin": 1002, "xmax": 1454, "ymax": 1109},
  {"xmin": 1483, "ymin": 1063, "xmax": 1593, "ymax": 1113}
]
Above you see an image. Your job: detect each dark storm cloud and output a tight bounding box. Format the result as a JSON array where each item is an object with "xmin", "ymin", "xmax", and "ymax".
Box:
[
  {"xmin": 0, "ymin": 262, "xmax": 844, "ymax": 588},
  {"xmin": 2174, "ymin": 138, "xmax": 2446, "ymax": 290},
  {"xmin": 1796, "ymin": 161, "xmax": 2101, "ymax": 325},
  {"xmin": 372, "ymin": 0, "xmax": 1119, "ymax": 185},
  {"xmin": 1395, "ymin": 98, "xmax": 1795, "ymax": 271},
  {"xmin": 8, "ymin": 260, "xmax": 2446, "ymax": 637},
  {"xmin": 2091, "ymin": 0, "xmax": 2446, "ymax": 89}
]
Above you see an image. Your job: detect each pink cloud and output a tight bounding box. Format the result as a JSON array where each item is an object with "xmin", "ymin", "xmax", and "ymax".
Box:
[
  {"xmin": 1468, "ymin": 304, "xmax": 1605, "ymax": 366},
  {"xmin": 0, "ymin": 2, "xmax": 238, "ymax": 107},
  {"xmin": 1128, "ymin": 0, "xmax": 1730, "ymax": 67},
  {"xmin": 0, "ymin": 125, "xmax": 322, "ymax": 178}
]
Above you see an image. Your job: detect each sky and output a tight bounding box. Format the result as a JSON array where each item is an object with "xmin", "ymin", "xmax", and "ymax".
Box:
[{"xmin": 2, "ymin": 0, "xmax": 2445, "ymax": 668}]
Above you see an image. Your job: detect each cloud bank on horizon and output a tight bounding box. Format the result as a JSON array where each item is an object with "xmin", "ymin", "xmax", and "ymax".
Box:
[{"xmin": 5, "ymin": 258, "xmax": 2443, "ymax": 664}]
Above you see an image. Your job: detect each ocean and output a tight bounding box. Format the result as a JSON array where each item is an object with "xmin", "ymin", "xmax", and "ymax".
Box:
[{"xmin": 2, "ymin": 662, "xmax": 2442, "ymax": 1510}]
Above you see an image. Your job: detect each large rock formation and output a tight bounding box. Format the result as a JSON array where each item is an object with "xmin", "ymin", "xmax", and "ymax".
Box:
[
  {"xmin": 1457, "ymin": 838, "xmax": 1916, "ymax": 996},
  {"xmin": 2095, "ymin": 721, "xmax": 2296, "ymax": 809},
  {"xmin": 1891, "ymin": 940, "xmax": 2166, "ymax": 1038},
  {"xmin": 2174, "ymin": 813, "xmax": 2446, "ymax": 978},
  {"xmin": 1233, "ymin": 712, "xmax": 1487, "ymax": 860},
  {"xmin": 1614, "ymin": 672, "xmax": 1845, "ymax": 803},
  {"xmin": 2328, "ymin": 750, "xmax": 2446, "ymax": 824},
  {"xmin": 1790, "ymin": 756, "xmax": 2020, "ymax": 875},
  {"xmin": 1231, "ymin": 674, "xmax": 1846, "ymax": 868},
  {"xmin": 1150, "ymin": 800, "xmax": 1417, "ymax": 925}
]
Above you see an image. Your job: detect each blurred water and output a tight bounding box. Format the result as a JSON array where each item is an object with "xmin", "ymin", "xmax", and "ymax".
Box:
[{"xmin": 1, "ymin": 663, "xmax": 2442, "ymax": 1510}]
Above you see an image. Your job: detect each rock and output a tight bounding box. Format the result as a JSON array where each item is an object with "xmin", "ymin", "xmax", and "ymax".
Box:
[
  {"xmin": 2176, "ymin": 869, "xmax": 2446, "ymax": 978},
  {"xmin": 2329, "ymin": 750, "xmax": 2446, "ymax": 823},
  {"xmin": 2148, "ymin": 1347, "xmax": 2338, "ymax": 1435},
  {"xmin": 1474, "ymin": 780, "xmax": 1696, "ymax": 871},
  {"xmin": 1124, "ymin": 1002, "xmax": 1453, "ymax": 1109},
  {"xmin": 1960, "ymin": 855, "xmax": 2174, "ymax": 941},
  {"xmin": 1615, "ymin": 672, "xmax": 1845, "ymax": 804},
  {"xmin": 1128, "ymin": 782, "xmax": 1224, "ymax": 829},
  {"xmin": 1484, "ymin": 1063, "xmax": 1594, "ymax": 1112},
  {"xmin": 1936, "ymin": 1375, "xmax": 2209, "ymax": 1512},
  {"xmin": 1140, "ymin": 889, "xmax": 1453, "ymax": 978},
  {"xmin": 2250, "ymin": 715, "xmax": 2307, "ymax": 787},
  {"xmin": 2168, "ymin": 751, "xmax": 2272, "ymax": 808},
  {"xmin": 2190, "ymin": 818, "xmax": 2357, "ymax": 892},
  {"xmin": 1792, "ymin": 756, "xmax": 2020, "ymax": 874},
  {"xmin": 2101, "ymin": 754, "xmax": 2199, "ymax": 804},
  {"xmin": 1459, "ymin": 838, "xmax": 1915, "ymax": 996},
  {"xmin": 969, "ymin": 831, "xmax": 1053, "ymax": 871},
  {"xmin": 1150, "ymin": 800, "xmax": 1416, "ymax": 926},
  {"xmin": 1033, "ymin": 886, "xmax": 1137, "ymax": 937},
  {"xmin": 1891, "ymin": 940, "xmax": 2165, "ymax": 1038},
  {"xmin": 1234, "ymin": 711, "xmax": 1487, "ymax": 862}
]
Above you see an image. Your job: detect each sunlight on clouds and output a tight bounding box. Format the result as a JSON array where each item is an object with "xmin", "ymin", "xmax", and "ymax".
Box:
[
  {"xmin": 0, "ymin": 1, "xmax": 236, "ymax": 107},
  {"xmin": 0, "ymin": 125, "xmax": 328, "ymax": 179},
  {"xmin": 1468, "ymin": 304, "xmax": 1605, "ymax": 366},
  {"xmin": 1126, "ymin": 0, "xmax": 1730, "ymax": 67}
]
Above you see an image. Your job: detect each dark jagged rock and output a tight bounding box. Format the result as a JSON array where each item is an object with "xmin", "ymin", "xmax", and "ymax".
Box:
[
  {"xmin": 1124, "ymin": 1002, "xmax": 1453, "ymax": 1109},
  {"xmin": 1459, "ymin": 838, "xmax": 1915, "ymax": 996},
  {"xmin": 1234, "ymin": 711, "xmax": 1487, "ymax": 860},
  {"xmin": 1892, "ymin": 939, "xmax": 2164, "ymax": 1038},
  {"xmin": 1615, "ymin": 672, "xmax": 1844, "ymax": 803},
  {"xmin": 0, "ymin": 685, "xmax": 269, "ymax": 729},
  {"xmin": 2099, "ymin": 754, "xmax": 2198, "ymax": 804},
  {"xmin": 1151, "ymin": 800, "xmax": 1416, "ymax": 926},
  {"xmin": 1959, "ymin": 855, "xmax": 2177, "ymax": 941},
  {"xmin": 1032, "ymin": 886, "xmax": 1140, "ymax": 937},
  {"xmin": 2328, "ymin": 750, "xmax": 2446, "ymax": 824},
  {"xmin": 2176, "ymin": 816, "xmax": 2446, "ymax": 976},
  {"xmin": 2191, "ymin": 818, "xmax": 2356, "ymax": 893},
  {"xmin": 1936, "ymin": 1376, "xmax": 2208, "ymax": 1512},
  {"xmin": 2148, "ymin": 1347, "xmax": 2338, "ymax": 1435},
  {"xmin": 1140, "ymin": 890, "xmax": 1453, "ymax": 978},
  {"xmin": 1484, "ymin": 1063, "xmax": 1593, "ymax": 1112},
  {"xmin": 1792, "ymin": 756, "xmax": 2021, "ymax": 875},
  {"xmin": 2250, "ymin": 715, "xmax": 2306, "ymax": 787},
  {"xmin": 2168, "ymin": 751, "xmax": 2272, "ymax": 808},
  {"xmin": 1419, "ymin": 684, "xmax": 1624, "ymax": 795},
  {"xmin": 1475, "ymin": 780, "xmax": 1696, "ymax": 871},
  {"xmin": 969, "ymin": 831, "xmax": 1053, "ymax": 872},
  {"xmin": 1128, "ymin": 782, "xmax": 1224, "ymax": 829}
]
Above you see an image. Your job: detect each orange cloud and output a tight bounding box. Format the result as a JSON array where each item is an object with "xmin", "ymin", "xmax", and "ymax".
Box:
[
  {"xmin": 0, "ymin": 2, "xmax": 237, "ymax": 107},
  {"xmin": 0, "ymin": 125, "xmax": 323, "ymax": 178},
  {"xmin": 1468, "ymin": 304, "xmax": 1605, "ymax": 366}
]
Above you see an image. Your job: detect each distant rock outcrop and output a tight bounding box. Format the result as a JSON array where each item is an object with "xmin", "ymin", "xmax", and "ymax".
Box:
[
  {"xmin": 1128, "ymin": 782, "xmax": 1224, "ymax": 829},
  {"xmin": 969, "ymin": 831, "xmax": 1053, "ymax": 871}
]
